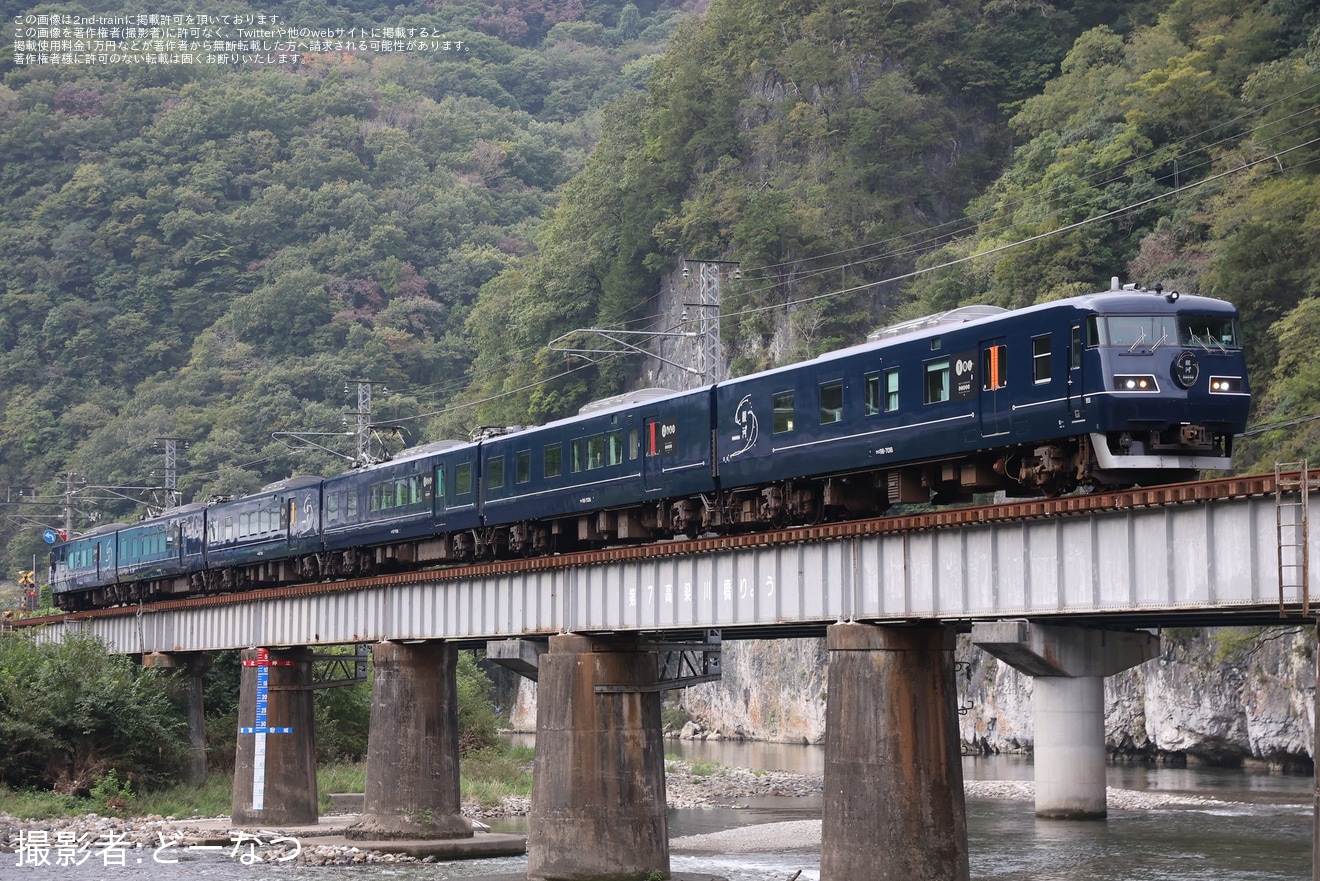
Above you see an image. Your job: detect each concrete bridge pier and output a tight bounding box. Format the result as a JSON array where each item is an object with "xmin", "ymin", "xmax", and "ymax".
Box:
[
  {"xmin": 232, "ymin": 646, "xmax": 318, "ymax": 826},
  {"xmin": 143, "ymin": 651, "xmax": 213, "ymax": 785},
  {"xmin": 820, "ymin": 622, "xmax": 970, "ymax": 881},
  {"xmin": 972, "ymin": 622, "xmax": 1159, "ymax": 819},
  {"xmin": 347, "ymin": 641, "xmax": 472, "ymax": 841},
  {"xmin": 527, "ymin": 633, "xmax": 669, "ymax": 881}
]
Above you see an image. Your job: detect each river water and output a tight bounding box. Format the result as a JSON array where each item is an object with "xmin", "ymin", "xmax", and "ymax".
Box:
[{"xmin": 3, "ymin": 739, "xmax": 1311, "ymax": 881}]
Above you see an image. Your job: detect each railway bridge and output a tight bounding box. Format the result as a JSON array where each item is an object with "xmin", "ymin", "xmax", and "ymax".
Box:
[{"xmin": 15, "ymin": 471, "xmax": 1320, "ymax": 881}]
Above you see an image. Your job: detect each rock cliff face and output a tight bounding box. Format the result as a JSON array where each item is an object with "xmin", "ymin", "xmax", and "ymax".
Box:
[{"xmin": 505, "ymin": 626, "xmax": 1316, "ymax": 769}]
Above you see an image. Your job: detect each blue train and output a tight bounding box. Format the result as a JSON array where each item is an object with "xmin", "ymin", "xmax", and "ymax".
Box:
[{"xmin": 50, "ymin": 281, "xmax": 1250, "ymax": 611}]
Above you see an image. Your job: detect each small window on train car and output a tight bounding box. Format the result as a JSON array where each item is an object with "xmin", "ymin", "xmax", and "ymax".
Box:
[
  {"xmin": 347, "ymin": 491, "xmax": 359, "ymax": 517},
  {"xmin": 607, "ymin": 431, "xmax": 624, "ymax": 466},
  {"xmin": 435, "ymin": 467, "xmax": 445, "ymax": 499},
  {"xmin": 820, "ymin": 381, "xmax": 844, "ymax": 424},
  {"xmin": 885, "ymin": 368, "xmax": 900, "ymax": 412},
  {"xmin": 456, "ymin": 462, "xmax": 473, "ymax": 496},
  {"xmin": 1032, "ymin": 336, "xmax": 1051, "ymax": 383},
  {"xmin": 370, "ymin": 484, "xmax": 381, "ymax": 512},
  {"xmin": 397, "ymin": 478, "xmax": 411, "ymax": 507},
  {"xmin": 571, "ymin": 439, "xmax": 584, "ymax": 473},
  {"xmin": 1086, "ymin": 315, "xmax": 1103, "ymax": 346},
  {"xmin": 982, "ymin": 346, "xmax": 1007, "ymax": 390},
  {"xmin": 773, "ymin": 391, "xmax": 795, "ymax": 433},
  {"xmin": 545, "ymin": 444, "xmax": 563, "ymax": 479},
  {"xmin": 586, "ymin": 435, "xmax": 605, "ymax": 470},
  {"xmin": 924, "ymin": 361, "xmax": 950, "ymax": 404},
  {"xmin": 327, "ymin": 492, "xmax": 340, "ymax": 522},
  {"xmin": 488, "ymin": 456, "xmax": 505, "ymax": 490},
  {"xmin": 225, "ymin": 517, "xmax": 234, "ymax": 541},
  {"xmin": 1070, "ymin": 327, "xmax": 1082, "ymax": 369},
  {"xmin": 629, "ymin": 428, "xmax": 640, "ymax": 460},
  {"xmin": 516, "ymin": 450, "xmax": 531, "ymax": 484},
  {"xmin": 864, "ymin": 373, "xmax": 881, "ymax": 416}
]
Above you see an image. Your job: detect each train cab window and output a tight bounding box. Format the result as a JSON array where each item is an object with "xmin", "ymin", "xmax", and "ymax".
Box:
[
  {"xmin": 773, "ymin": 391, "xmax": 795, "ymax": 433},
  {"xmin": 586, "ymin": 435, "xmax": 605, "ymax": 470},
  {"xmin": 819, "ymin": 380, "xmax": 844, "ymax": 424},
  {"xmin": 516, "ymin": 450, "xmax": 531, "ymax": 484},
  {"xmin": 571, "ymin": 439, "xmax": 584, "ymax": 473},
  {"xmin": 885, "ymin": 368, "xmax": 899, "ymax": 412},
  {"xmin": 864, "ymin": 373, "xmax": 881, "ymax": 416},
  {"xmin": 327, "ymin": 492, "xmax": 340, "ymax": 522},
  {"xmin": 487, "ymin": 456, "xmax": 505, "ymax": 490},
  {"xmin": 545, "ymin": 444, "xmax": 563, "ymax": 479},
  {"xmin": 983, "ymin": 345, "xmax": 1007, "ymax": 390},
  {"xmin": 1070, "ymin": 326, "xmax": 1082, "ymax": 369},
  {"xmin": 1179, "ymin": 315, "xmax": 1240, "ymax": 348},
  {"xmin": 924, "ymin": 361, "xmax": 950, "ymax": 404},
  {"xmin": 455, "ymin": 463, "xmax": 473, "ymax": 496},
  {"xmin": 607, "ymin": 431, "xmax": 624, "ymax": 466},
  {"xmin": 1086, "ymin": 315, "xmax": 1102, "ymax": 346},
  {"xmin": 1032, "ymin": 335, "xmax": 1051, "ymax": 383}
]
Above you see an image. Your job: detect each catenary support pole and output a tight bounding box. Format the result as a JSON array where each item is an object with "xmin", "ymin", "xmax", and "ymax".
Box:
[
  {"xmin": 526, "ymin": 633, "xmax": 669, "ymax": 881},
  {"xmin": 820, "ymin": 622, "xmax": 969, "ymax": 881},
  {"xmin": 348, "ymin": 641, "xmax": 472, "ymax": 841},
  {"xmin": 232, "ymin": 647, "xmax": 317, "ymax": 826}
]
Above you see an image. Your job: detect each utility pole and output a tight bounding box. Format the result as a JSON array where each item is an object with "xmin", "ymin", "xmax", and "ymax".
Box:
[
  {"xmin": 346, "ymin": 380, "xmax": 386, "ymax": 466},
  {"xmin": 154, "ymin": 437, "xmax": 187, "ymax": 508},
  {"xmin": 682, "ymin": 259, "xmax": 740, "ymax": 387},
  {"xmin": 62, "ymin": 471, "xmax": 78, "ymax": 536}
]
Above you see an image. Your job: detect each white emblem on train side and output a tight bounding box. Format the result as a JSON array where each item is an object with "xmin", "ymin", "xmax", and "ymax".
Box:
[{"xmin": 724, "ymin": 395, "xmax": 759, "ymax": 463}]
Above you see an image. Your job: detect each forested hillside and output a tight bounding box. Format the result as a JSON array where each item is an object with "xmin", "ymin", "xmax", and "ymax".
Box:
[
  {"xmin": 2, "ymin": 0, "xmax": 1318, "ymax": 577},
  {"xmin": 0, "ymin": 0, "xmax": 688, "ymax": 573}
]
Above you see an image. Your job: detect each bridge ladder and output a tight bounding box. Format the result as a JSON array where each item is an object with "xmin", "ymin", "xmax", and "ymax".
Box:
[{"xmin": 1275, "ymin": 461, "xmax": 1311, "ymax": 617}]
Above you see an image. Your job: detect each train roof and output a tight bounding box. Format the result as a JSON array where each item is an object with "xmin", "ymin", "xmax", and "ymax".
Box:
[{"xmin": 742, "ymin": 286, "xmax": 1239, "ymax": 384}]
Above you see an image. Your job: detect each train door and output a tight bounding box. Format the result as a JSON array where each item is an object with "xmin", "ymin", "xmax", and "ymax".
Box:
[
  {"xmin": 642, "ymin": 416, "xmax": 669, "ymax": 493},
  {"xmin": 1067, "ymin": 323, "xmax": 1087, "ymax": 423},
  {"xmin": 979, "ymin": 338, "xmax": 1009, "ymax": 436}
]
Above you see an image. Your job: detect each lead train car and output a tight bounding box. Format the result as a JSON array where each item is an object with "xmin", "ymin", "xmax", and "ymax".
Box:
[
  {"xmin": 49, "ymin": 282, "xmax": 1250, "ymax": 611},
  {"xmin": 712, "ymin": 285, "xmax": 1248, "ymax": 519}
]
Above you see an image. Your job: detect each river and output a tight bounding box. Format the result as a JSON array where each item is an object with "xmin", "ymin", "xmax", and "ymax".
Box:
[{"xmin": 3, "ymin": 738, "xmax": 1311, "ymax": 881}]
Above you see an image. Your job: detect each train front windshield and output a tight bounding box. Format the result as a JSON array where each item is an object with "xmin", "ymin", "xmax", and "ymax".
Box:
[{"xmin": 1087, "ymin": 314, "xmax": 1240, "ymax": 349}]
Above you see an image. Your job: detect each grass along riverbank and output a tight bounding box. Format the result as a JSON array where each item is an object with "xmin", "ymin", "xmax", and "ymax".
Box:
[{"xmin": 0, "ymin": 743, "xmax": 537, "ymax": 821}]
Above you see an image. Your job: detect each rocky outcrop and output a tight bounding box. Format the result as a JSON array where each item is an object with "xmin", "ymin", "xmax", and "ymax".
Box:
[{"xmin": 506, "ymin": 627, "xmax": 1316, "ymax": 770}]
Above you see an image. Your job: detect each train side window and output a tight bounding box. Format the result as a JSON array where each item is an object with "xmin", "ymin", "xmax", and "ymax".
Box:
[
  {"xmin": 545, "ymin": 444, "xmax": 563, "ymax": 479},
  {"xmin": 607, "ymin": 431, "xmax": 624, "ymax": 466},
  {"xmin": 1032, "ymin": 335, "xmax": 1051, "ymax": 383},
  {"xmin": 224, "ymin": 517, "xmax": 233, "ymax": 541},
  {"xmin": 1070, "ymin": 326, "xmax": 1082, "ymax": 369},
  {"xmin": 885, "ymin": 368, "xmax": 899, "ymax": 412},
  {"xmin": 435, "ymin": 468, "xmax": 445, "ymax": 499},
  {"xmin": 408, "ymin": 476, "xmax": 423, "ymax": 504},
  {"xmin": 982, "ymin": 345, "xmax": 1007, "ymax": 390},
  {"xmin": 924, "ymin": 361, "xmax": 950, "ymax": 404},
  {"xmin": 369, "ymin": 484, "xmax": 381, "ymax": 512},
  {"xmin": 1086, "ymin": 315, "xmax": 1104, "ymax": 346},
  {"xmin": 487, "ymin": 456, "xmax": 505, "ymax": 489},
  {"xmin": 629, "ymin": 428, "xmax": 639, "ymax": 460},
  {"xmin": 864, "ymin": 373, "xmax": 881, "ymax": 416},
  {"xmin": 820, "ymin": 380, "xmax": 844, "ymax": 424},
  {"xmin": 571, "ymin": 439, "xmax": 584, "ymax": 473},
  {"xmin": 239, "ymin": 513, "xmax": 249, "ymax": 537},
  {"xmin": 516, "ymin": 450, "xmax": 531, "ymax": 484},
  {"xmin": 455, "ymin": 463, "xmax": 473, "ymax": 496},
  {"xmin": 347, "ymin": 491, "xmax": 358, "ymax": 518},
  {"xmin": 586, "ymin": 435, "xmax": 605, "ymax": 470},
  {"xmin": 327, "ymin": 492, "xmax": 340, "ymax": 522},
  {"xmin": 773, "ymin": 391, "xmax": 795, "ymax": 433}
]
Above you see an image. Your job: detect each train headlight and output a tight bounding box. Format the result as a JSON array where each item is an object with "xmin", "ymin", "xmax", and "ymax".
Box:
[
  {"xmin": 1113, "ymin": 374, "xmax": 1159, "ymax": 392},
  {"xmin": 1209, "ymin": 376, "xmax": 1243, "ymax": 393}
]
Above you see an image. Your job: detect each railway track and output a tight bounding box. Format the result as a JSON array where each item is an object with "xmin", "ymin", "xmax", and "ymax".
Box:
[{"xmin": 15, "ymin": 469, "xmax": 1312, "ymax": 624}]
